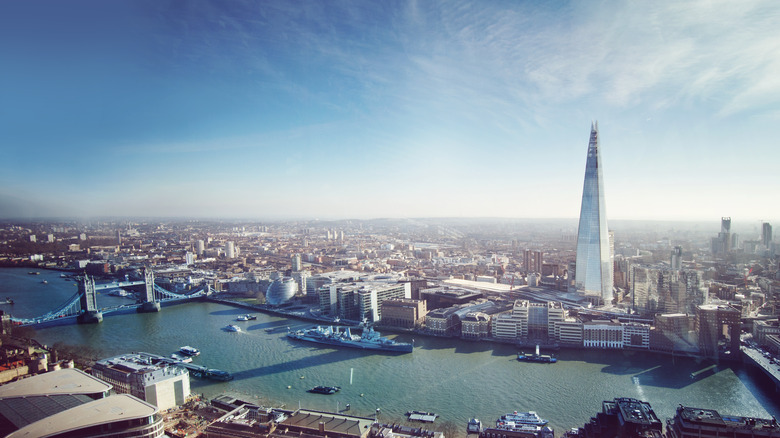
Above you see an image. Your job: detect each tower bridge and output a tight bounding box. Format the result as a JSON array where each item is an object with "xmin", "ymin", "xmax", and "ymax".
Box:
[{"xmin": 10, "ymin": 268, "xmax": 209, "ymax": 326}]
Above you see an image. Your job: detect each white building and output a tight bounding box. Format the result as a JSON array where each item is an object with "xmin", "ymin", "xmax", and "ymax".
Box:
[
  {"xmin": 225, "ymin": 241, "xmax": 236, "ymax": 259},
  {"xmin": 292, "ymin": 253, "xmax": 302, "ymax": 271},
  {"xmin": 622, "ymin": 322, "xmax": 651, "ymax": 349},
  {"xmin": 583, "ymin": 320, "xmax": 623, "ymax": 349},
  {"xmin": 91, "ymin": 353, "xmax": 190, "ymax": 410}
]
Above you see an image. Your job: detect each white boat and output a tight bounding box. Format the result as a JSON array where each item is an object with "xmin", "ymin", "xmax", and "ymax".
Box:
[
  {"xmin": 179, "ymin": 346, "xmax": 200, "ymax": 356},
  {"xmin": 497, "ymin": 411, "xmax": 548, "ymax": 427},
  {"xmin": 225, "ymin": 325, "xmax": 241, "ymax": 332},
  {"xmin": 108, "ymin": 288, "xmax": 132, "ymax": 297}
]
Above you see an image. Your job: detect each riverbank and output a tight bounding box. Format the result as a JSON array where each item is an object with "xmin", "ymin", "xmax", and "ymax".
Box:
[{"xmin": 206, "ymin": 296, "xmax": 726, "ymax": 364}]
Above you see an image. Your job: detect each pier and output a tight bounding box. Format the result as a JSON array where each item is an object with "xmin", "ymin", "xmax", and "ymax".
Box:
[{"xmin": 136, "ymin": 352, "xmax": 233, "ymax": 381}]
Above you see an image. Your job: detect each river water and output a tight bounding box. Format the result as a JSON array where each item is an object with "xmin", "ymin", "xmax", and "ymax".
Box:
[{"xmin": 2, "ymin": 268, "xmax": 778, "ymax": 434}]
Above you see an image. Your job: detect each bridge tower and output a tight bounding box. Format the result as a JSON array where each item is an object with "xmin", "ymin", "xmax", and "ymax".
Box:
[
  {"xmin": 138, "ymin": 267, "xmax": 161, "ymax": 313},
  {"xmin": 77, "ymin": 275, "xmax": 103, "ymax": 324}
]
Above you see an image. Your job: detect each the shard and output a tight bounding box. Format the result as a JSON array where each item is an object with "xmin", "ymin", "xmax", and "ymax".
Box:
[{"xmin": 575, "ymin": 121, "xmax": 613, "ymax": 303}]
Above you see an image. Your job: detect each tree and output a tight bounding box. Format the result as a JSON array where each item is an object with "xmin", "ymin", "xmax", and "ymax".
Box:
[{"xmin": 436, "ymin": 420, "xmax": 460, "ymax": 438}]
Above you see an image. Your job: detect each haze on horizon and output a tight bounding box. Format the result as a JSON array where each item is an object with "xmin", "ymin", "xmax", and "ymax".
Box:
[{"xmin": 1, "ymin": 1, "xmax": 779, "ymax": 223}]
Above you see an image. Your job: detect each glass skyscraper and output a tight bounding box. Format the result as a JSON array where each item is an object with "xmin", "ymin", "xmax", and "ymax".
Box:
[{"xmin": 575, "ymin": 122, "xmax": 613, "ymax": 303}]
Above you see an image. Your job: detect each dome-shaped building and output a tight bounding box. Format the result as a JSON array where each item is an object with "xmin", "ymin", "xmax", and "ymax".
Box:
[{"xmin": 266, "ymin": 277, "xmax": 298, "ymax": 305}]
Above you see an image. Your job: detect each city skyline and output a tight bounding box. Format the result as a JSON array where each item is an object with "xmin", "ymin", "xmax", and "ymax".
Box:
[{"xmin": 2, "ymin": 1, "xmax": 779, "ymax": 221}]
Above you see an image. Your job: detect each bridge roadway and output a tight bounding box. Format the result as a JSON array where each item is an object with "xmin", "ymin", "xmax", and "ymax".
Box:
[
  {"xmin": 19, "ymin": 296, "xmax": 201, "ymax": 328},
  {"xmin": 93, "ymin": 280, "xmax": 146, "ymax": 290},
  {"xmin": 742, "ymin": 346, "xmax": 780, "ymax": 392}
]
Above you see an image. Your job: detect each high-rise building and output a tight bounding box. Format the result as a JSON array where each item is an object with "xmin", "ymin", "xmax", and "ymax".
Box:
[
  {"xmin": 196, "ymin": 239, "xmax": 205, "ymax": 255},
  {"xmin": 575, "ymin": 122, "xmax": 613, "ymax": 303},
  {"xmin": 524, "ymin": 249, "xmax": 543, "ymax": 274},
  {"xmin": 762, "ymin": 222, "xmax": 772, "ymax": 247},
  {"xmin": 670, "ymin": 246, "xmax": 683, "ymax": 270},
  {"xmin": 711, "ymin": 217, "xmax": 733, "ymax": 255},
  {"xmin": 291, "ymin": 253, "xmax": 302, "ymax": 271},
  {"xmin": 225, "ymin": 241, "xmax": 236, "ymax": 259},
  {"xmin": 696, "ymin": 304, "xmax": 740, "ymax": 359}
]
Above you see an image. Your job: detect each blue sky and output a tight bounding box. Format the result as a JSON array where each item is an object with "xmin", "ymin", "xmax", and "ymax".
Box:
[{"xmin": 1, "ymin": 0, "xmax": 779, "ymax": 222}]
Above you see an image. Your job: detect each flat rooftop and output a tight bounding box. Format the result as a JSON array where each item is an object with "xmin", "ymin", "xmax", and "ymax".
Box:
[
  {"xmin": 442, "ymin": 279, "xmax": 515, "ymax": 293},
  {"xmin": 614, "ymin": 398, "xmax": 660, "ymax": 426},
  {"xmin": 280, "ymin": 409, "xmax": 374, "ymax": 438},
  {"xmin": 7, "ymin": 394, "xmax": 158, "ymax": 438},
  {"xmin": 0, "ymin": 369, "xmax": 111, "ymax": 398}
]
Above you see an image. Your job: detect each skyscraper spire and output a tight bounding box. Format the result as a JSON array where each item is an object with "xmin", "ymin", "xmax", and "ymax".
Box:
[{"xmin": 574, "ymin": 121, "xmax": 613, "ymax": 303}]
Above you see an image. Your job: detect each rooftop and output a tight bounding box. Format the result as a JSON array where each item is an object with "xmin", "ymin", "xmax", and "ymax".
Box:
[
  {"xmin": 0, "ymin": 369, "xmax": 111, "ymax": 399},
  {"xmin": 613, "ymin": 398, "xmax": 660, "ymax": 426},
  {"xmin": 280, "ymin": 409, "xmax": 374, "ymax": 438},
  {"xmin": 6, "ymin": 394, "xmax": 158, "ymax": 438}
]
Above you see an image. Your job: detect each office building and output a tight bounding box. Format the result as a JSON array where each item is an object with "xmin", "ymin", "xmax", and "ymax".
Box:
[
  {"xmin": 490, "ymin": 300, "xmax": 566, "ymax": 344},
  {"xmin": 91, "ymin": 352, "xmax": 190, "ymax": 410},
  {"xmin": 524, "ymin": 249, "xmax": 543, "ymax": 274},
  {"xmin": 381, "ymin": 298, "xmax": 427, "ymax": 329},
  {"xmin": 196, "ymin": 239, "xmax": 205, "ymax": 255},
  {"xmin": 583, "ymin": 320, "xmax": 623, "ymax": 349},
  {"xmin": 319, "ymin": 280, "xmax": 410, "ymax": 322},
  {"xmin": 574, "ymin": 122, "xmax": 613, "ymax": 303},
  {"xmin": 762, "ymin": 222, "xmax": 773, "ymax": 247},
  {"xmin": 653, "ymin": 313, "xmax": 697, "ymax": 353},
  {"xmin": 225, "ymin": 241, "xmax": 236, "ymax": 259},
  {"xmin": 292, "ymin": 253, "xmax": 302, "ymax": 271},
  {"xmin": 696, "ymin": 304, "xmax": 740, "ymax": 359},
  {"xmin": 712, "ymin": 217, "xmax": 732, "ymax": 256},
  {"xmin": 752, "ymin": 319, "xmax": 779, "ymax": 347},
  {"xmin": 631, "ymin": 268, "xmax": 707, "ymax": 316},
  {"xmin": 670, "ymin": 246, "xmax": 683, "ymax": 270}
]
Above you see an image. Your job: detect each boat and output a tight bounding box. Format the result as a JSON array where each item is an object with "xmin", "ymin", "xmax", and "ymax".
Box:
[
  {"xmin": 467, "ymin": 418, "xmax": 482, "ymax": 434},
  {"xmin": 170, "ymin": 353, "xmax": 193, "ymax": 363},
  {"xmin": 236, "ymin": 314, "xmax": 257, "ymax": 321},
  {"xmin": 287, "ymin": 326, "xmax": 413, "ymax": 353},
  {"xmin": 179, "ymin": 346, "xmax": 200, "ymax": 356},
  {"xmin": 497, "ymin": 411, "xmax": 548, "ymax": 427},
  {"xmin": 225, "ymin": 324, "xmax": 241, "ymax": 332},
  {"xmin": 206, "ymin": 369, "xmax": 233, "ymax": 381},
  {"xmin": 308, "ymin": 385, "xmax": 340, "ymax": 394},
  {"xmin": 407, "ymin": 410, "xmax": 436, "ymax": 416},
  {"xmin": 1, "ymin": 297, "xmax": 14, "ymax": 305},
  {"xmin": 60, "ymin": 274, "xmax": 67, "ymax": 278},
  {"xmin": 108, "ymin": 288, "xmax": 132, "ymax": 297},
  {"xmin": 28, "ymin": 271, "xmax": 40, "ymax": 275},
  {"xmin": 41, "ymin": 280, "xmax": 48, "ymax": 284},
  {"xmin": 517, "ymin": 345, "xmax": 557, "ymax": 363},
  {"xmin": 407, "ymin": 411, "xmax": 438, "ymax": 422}
]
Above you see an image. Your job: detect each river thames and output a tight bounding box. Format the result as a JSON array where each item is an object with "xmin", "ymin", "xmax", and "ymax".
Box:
[{"xmin": 2, "ymin": 268, "xmax": 778, "ymax": 435}]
